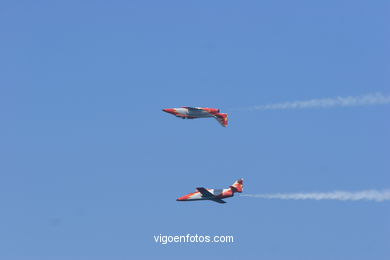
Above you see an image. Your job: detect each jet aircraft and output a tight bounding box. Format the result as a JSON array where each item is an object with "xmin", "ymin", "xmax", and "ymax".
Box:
[
  {"xmin": 176, "ymin": 179, "xmax": 243, "ymax": 204},
  {"xmin": 162, "ymin": 107, "xmax": 228, "ymax": 127}
]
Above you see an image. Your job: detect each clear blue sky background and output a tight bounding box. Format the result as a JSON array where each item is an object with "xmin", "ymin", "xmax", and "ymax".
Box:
[{"xmin": 1, "ymin": 1, "xmax": 389, "ymax": 259}]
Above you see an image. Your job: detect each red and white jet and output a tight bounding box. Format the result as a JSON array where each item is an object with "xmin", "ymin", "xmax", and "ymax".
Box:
[
  {"xmin": 162, "ymin": 107, "xmax": 228, "ymax": 127},
  {"xmin": 176, "ymin": 179, "xmax": 244, "ymax": 204}
]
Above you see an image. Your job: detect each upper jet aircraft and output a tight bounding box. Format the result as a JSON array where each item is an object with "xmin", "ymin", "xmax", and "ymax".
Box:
[
  {"xmin": 162, "ymin": 107, "xmax": 228, "ymax": 127},
  {"xmin": 176, "ymin": 179, "xmax": 243, "ymax": 204}
]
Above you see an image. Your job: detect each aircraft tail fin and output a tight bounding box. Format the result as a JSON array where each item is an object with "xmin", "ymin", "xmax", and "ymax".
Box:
[
  {"xmin": 214, "ymin": 113, "xmax": 228, "ymax": 127},
  {"xmin": 230, "ymin": 178, "xmax": 244, "ymax": 193}
]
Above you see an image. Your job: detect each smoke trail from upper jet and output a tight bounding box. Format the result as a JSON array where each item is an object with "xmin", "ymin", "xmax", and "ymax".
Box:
[
  {"xmin": 248, "ymin": 93, "xmax": 390, "ymax": 111},
  {"xmin": 241, "ymin": 190, "xmax": 390, "ymax": 202}
]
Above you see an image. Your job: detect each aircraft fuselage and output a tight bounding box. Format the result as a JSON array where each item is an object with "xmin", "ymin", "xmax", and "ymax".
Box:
[
  {"xmin": 162, "ymin": 107, "xmax": 228, "ymax": 127},
  {"xmin": 176, "ymin": 179, "xmax": 243, "ymax": 204},
  {"xmin": 177, "ymin": 188, "xmax": 234, "ymax": 202},
  {"xmin": 163, "ymin": 107, "xmax": 218, "ymax": 118}
]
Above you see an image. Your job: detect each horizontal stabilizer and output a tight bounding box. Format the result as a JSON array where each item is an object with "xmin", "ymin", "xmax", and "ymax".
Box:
[{"xmin": 214, "ymin": 113, "xmax": 228, "ymax": 127}]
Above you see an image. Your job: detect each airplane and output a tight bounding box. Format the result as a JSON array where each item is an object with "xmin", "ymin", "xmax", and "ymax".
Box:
[
  {"xmin": 162, "ymin": 107, "xmax": 228, "ymax": 127},
  {"xmin": 176, "ymin": 179, "xmax": 243, "ymax": 204}
]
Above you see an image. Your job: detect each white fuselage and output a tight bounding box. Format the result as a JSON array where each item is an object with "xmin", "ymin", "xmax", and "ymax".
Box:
[
  {"xmin": 175, "ymin": 108, "xmax": 214, "ymax": 118},
  {"xmin": 185, "ymin": 188, "xmax": 232, "ymax": 200}
]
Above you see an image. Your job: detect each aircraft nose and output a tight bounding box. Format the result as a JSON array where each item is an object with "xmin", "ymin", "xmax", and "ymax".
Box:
[
  {"xmin": 162, "ymin": 108, "xmax": 174, "ymax": 114},
  {"xmin": 176, "ymin": 196, "xmax": 186, "ymax": 201}
]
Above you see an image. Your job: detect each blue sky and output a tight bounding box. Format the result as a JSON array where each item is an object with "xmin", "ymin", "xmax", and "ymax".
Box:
[{"xmin": 0, "ymin": 1, "xmax": 389, "ymax": 259}]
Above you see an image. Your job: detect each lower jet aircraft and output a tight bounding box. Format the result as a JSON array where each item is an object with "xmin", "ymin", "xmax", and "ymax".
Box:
[
  {"xmin": 176, "ymin": 179, "xmax": 244, "ymax": 204},
  {"xmin": 162, "ymin": 107, "xmax": 228, "ymax": 127}
]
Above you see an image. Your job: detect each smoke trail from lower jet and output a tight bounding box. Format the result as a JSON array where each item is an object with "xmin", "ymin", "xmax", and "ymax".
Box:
[
  {"xmin": 241, "ymin": 190, "xmax": 390, "ymax": 202},
  {"xmin": 248, "ymin": 93, "xmax": 390, "ymax": 111}
]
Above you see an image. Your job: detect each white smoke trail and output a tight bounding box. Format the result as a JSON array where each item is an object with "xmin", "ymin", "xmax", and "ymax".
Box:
[
  {"xmin": 241, "ymin": 190, "xmax": 390, "ymax": 202},
  {"xmin": 248, "ymin": 93, "xmax": 390, "ymax": 111}
]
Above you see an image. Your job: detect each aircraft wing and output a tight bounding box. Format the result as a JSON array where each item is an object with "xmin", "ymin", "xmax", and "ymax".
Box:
[
  {"xmin": 211, "ymin": 198, "xmax": 227, "ymax": 204},
  {"xmin": 182, "ymin": 106, "xmax": 203, "ymax": 111},
  {"xmin": 196, "ymin": 187, "xmax": 215, "ymax": 198},
  {"xmin": 196, "ymin": 187, "xmax": 227, "ymax": 204}
]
